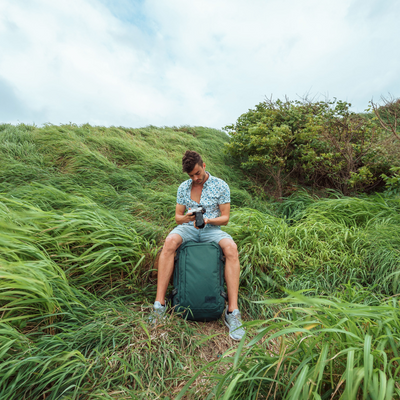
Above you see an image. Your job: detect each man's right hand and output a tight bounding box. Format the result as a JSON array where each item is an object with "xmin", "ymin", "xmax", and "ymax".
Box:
[
  {"xmin": 184, "ymin": 209, "xmax": 196, "ymax": 224},
  {"xmin": 175, "ymin": 204, "xmax": 196, "ymax": 225}
]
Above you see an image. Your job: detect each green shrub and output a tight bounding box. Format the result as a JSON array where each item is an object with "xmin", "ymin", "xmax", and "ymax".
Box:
[{"xmin": 225, "ymin": 98, "xmax": 397, "ymax": 197}]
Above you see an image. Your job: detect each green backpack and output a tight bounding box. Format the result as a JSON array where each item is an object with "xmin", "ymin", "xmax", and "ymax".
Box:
[{"xmin": 170, "ymin": 241, "xmax": 227, "ymax": 321}]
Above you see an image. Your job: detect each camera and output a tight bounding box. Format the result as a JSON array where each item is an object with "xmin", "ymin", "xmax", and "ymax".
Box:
[{"xmin": 189, "ymin": 205, "xmax": 207, "ymax": 229}]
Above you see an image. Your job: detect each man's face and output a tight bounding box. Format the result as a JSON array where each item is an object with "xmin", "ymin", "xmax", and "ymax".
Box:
[{"xmin": 188, "ymin": 163, "xmax": 207, "ymax": 185}]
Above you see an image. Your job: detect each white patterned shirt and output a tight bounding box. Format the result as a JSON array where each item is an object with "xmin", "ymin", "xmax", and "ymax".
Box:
[{"xmin": 177, "ymin": 172, "xmax": 230, "ymax": 228}]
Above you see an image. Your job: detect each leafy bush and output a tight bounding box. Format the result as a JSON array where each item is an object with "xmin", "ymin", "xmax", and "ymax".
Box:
[
  {"xmin": 382, "ymin": 166, "xmax": 400, "ymax": 195},
  {"xmin": 225, "ymin": 98, "xmax": 397, "ymax": 198},
  {"xmin": 372, "ymin": 96, "xmax": 400, "ymax": 140}
]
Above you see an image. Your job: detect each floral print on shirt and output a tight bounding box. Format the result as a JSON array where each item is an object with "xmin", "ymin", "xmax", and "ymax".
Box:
[{"xmin": 176, "ymin": 172, "xmax": 230, "ymax": 227}]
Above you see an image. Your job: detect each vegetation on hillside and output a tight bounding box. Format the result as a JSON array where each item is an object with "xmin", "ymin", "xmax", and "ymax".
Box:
[
  {"xmin": 1, "ymin": 118, "xmax": 400, "ymax": 399},
  {"xmin": 225, "ymin": 98, "xmax": 400, "ymax": 199}
]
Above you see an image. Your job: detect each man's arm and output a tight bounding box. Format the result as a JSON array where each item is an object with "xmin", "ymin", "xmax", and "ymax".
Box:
[
  {"xmin": 205, "ymin": 203, "xmax": 230, "ymax": 226},
  {"xmin": 175, "ymin": 204, "xmax": 196, "ymax": 225}
]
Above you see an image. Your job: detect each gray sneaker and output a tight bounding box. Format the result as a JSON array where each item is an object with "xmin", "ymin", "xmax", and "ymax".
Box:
[
  {"xmin": 224, "ymin": 306, "xmax": 245, "ymax": 341},
  {"xmin": 148, "ymin": 301, "xmax": 167, "ymax": 324}
]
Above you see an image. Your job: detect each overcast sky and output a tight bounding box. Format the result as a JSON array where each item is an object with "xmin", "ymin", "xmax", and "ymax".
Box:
[{"xmin": 0, "ymin": 0, "xmax": 399, "ymax": 130}]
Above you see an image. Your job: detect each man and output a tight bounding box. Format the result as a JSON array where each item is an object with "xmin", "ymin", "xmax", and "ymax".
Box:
[{"xmin": 150, "ymin": 150, "xmax": 245, "ymax": 340}]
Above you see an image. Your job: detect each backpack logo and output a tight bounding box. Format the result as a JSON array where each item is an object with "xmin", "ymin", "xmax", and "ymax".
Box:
[{"xmin": 205, "ymin": 296, "xmax": 216, "ymax": 303}]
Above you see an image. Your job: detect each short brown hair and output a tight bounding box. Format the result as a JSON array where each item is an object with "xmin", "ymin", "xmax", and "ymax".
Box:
[{"xmin": 182, "ymin": 150, "xmax": 203, "ymax": 173}]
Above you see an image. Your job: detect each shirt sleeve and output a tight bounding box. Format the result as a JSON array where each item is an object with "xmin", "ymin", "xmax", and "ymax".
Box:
[
  {"xmin": 219, "ymin": 181, "xmax": 230, "ymax": 204},
  {"xmin": 176, "ymin": 183, "xmax": 186, "ymax": 205}
]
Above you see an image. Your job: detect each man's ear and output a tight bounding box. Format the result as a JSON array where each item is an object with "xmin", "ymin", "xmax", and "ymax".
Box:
[{"xmin": 203, "ymin": 163, "xmax": 206, "ymax": 169}]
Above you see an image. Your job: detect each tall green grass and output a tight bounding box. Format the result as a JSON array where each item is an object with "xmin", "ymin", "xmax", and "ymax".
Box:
[
  {"xmin": 187, "ymin": 291, "xmax": 400, "ymax": 399},
  {"xmin": 0, "ymin": 195, "xmax": 149, "ymax": 290},
  {"xmin": 0, "ymin": 123, "xmax": 251, "ymax": 398},
  {"xmin": 0, "ymin": 292, "xmax": 224, "ymax": 399},
  {"xmin": 1, "ymin": 123, "xmax": 400, "ymax": 398},
  {"xmin": 223, "ymin": 192, "xmax": 400, "ymax": 318}
]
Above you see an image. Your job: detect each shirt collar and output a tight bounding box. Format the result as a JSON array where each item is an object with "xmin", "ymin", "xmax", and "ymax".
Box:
[{"xmin": 203, "ymin": 171, "xmax": 212, "ymax": 187}]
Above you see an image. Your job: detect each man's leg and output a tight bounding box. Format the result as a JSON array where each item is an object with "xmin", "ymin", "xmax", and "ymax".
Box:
[
  {"xmin": 218, "ymin": 238, "xmax": 240, "ymax": 311},
  {"xmin": 218, "ymin": 237, "xmax": 245, "ymax": 341},
  {"xmin": 155, "ymin": 233, "xmax": 182, "ymax": 304}
]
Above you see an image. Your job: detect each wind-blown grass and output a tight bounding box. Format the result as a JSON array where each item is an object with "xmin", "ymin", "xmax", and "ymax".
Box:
[
  {"xmin": 0, "ymin": 123, "xmax": 250, "ymax": 398},
  {"xmin": 0, "ymin": 291, "xmax": 230, "ymax": 399},
  {"xmin": 1, "ymin": 122, "xmax": 400, "ymax": 398},
  {"xmin": 223, "ymin": 193, "xmax": 400, "ymax": 314},
  {"xmin": 0, "ymin": 195, "xmax": 149, "ymax": 290},
  {"xmin": 179, "ymin": 291, "xmax": 400, "ymax": 399}
]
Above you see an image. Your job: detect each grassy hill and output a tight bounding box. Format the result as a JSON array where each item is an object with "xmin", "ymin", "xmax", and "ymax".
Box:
[{"xmin": 1, "ymin": 123, "xmax": 400, "ymax": 399}]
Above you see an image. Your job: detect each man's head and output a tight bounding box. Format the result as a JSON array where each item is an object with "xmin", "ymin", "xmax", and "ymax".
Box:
[
  {"xmin": 182, "ymin": 150, "xmax": 203, "ymax": 173},
  {"xmin": 182, "ymin": 150, "xmax": 207, "ymax": 185}
]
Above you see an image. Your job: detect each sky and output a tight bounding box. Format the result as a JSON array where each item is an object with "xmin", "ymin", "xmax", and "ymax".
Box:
[{"xmin": 0, "ymin": 0, "xmax": 399, "ymax": 130}]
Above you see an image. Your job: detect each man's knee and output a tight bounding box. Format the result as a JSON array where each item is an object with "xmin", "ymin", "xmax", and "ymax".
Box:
[
  {"xmin": 220, "ymin": 239, "xmax": 238, "ymax": 260},
  {"xmin": 163, "ymin": 234, "xmax": 182, "ymax": 253}
]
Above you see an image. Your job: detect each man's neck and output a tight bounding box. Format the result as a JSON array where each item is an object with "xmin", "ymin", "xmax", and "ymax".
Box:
[{"xmin": 192, "ymin": 172, "xmax": 209, "ymax": 187}]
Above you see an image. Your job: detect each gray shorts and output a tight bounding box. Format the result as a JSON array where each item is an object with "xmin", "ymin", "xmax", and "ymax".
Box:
[{"xmin": 167, "ymin": 224, "xmax": 233, "ymax": 244}]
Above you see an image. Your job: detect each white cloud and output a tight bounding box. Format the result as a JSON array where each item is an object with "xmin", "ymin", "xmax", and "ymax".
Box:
[
  {"xmin": 0, "ymin": 0, "xmax": 172, "ymax": 125},
  {"xmin": 0, "ymin": 0, "xmax": 399, "ymax": 128}
]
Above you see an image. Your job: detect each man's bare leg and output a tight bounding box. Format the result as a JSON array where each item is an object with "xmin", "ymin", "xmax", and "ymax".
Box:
[
  {"xmin": 219, "ymin": 238, "xmax": 240, "ymax": 311},
  {"xmin": 155, "ymin": 234, "xmax": 182, "ymax": 304}
]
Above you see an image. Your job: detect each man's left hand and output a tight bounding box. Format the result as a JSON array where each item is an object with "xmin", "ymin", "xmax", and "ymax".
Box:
[{"xmin": 194, "ymin": 217, "xmax": 209, "ymax": 229}]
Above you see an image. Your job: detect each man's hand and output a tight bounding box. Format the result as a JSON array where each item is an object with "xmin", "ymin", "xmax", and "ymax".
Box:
[
  {"xmin": 194, "ymin": 216, "xmax": 208, "ymax": 229},
  {"xmin": 175, "ymin": 204, "xmax": 196, "ymax": 225},
  {"xmin": 185, "ymin": 209, "xmax": 196, "ymax": 224}
]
